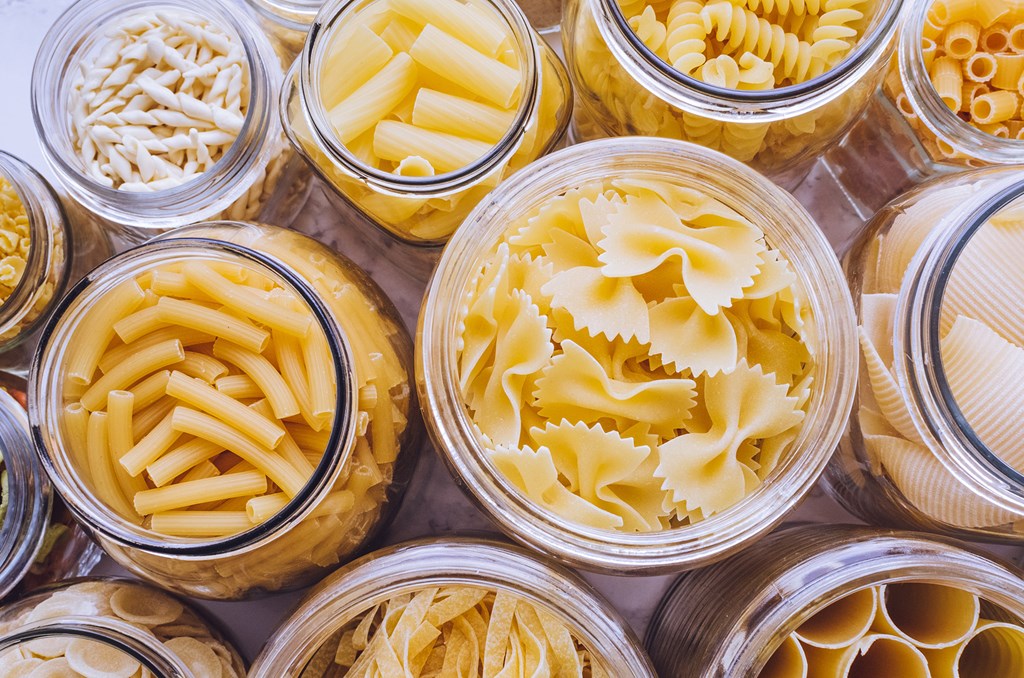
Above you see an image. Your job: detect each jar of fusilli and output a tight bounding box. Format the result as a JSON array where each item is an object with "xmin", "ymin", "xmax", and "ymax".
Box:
[
  {"xmin": 646, "ymin": 524, "xmax": 1024, "ymax": 677},
  {"xmin": 31, "ymin": 0, "xmax": 313, "ymax": 243},
  {"xmin": 825, "ymin": 0, "xmax": 1024, "ymax": 217},
  {"xmin": 249, "ymin": 538, "xmax": 656, "ymax": 676},
  {"xmin": 827, "ymin": 166, "xmax": 1024, "ymax": 542},
  {"xmin": 417, "ymin": 138, "xmax": 857, "ymax": 573},
  {"xmin": 29, "ymin": 221, "xmax": 422, "ymax": 599},
  {"xmin": 563, "ymin": 0, "xmax": 904, "ymax": 187}
]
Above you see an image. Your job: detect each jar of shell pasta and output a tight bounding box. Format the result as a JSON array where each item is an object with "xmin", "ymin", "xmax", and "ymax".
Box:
[
  {"xmin": 249, "ymin": 538, "xmax": 656, "ymax": 676},
  {"xmin": 826, "ymin": 0, "xmax": 1024, "ymax": 217},
  {"xmin": 31, "ymin": 0, "xmax": 313, "ymax": 243},
  {"xmin": 0, "ymin": 578, "xmax": 246, "ymax": 677},
  {"xmin": 563, "ymin": 0, "xmax": 905, "ymax": 187},
  {"xmin": 282, "ymin": 0, "xmax": 573, "ymax": 253},
  {"xmin": 646, "ymin": 524, "xmax": 1024, "ymax": 677},
  {"xmin": 417, "ymin": 138, "xmax": 857, "ymax": 573},
  {"xmin": 828, "ymin": 166, "xmax": 1024, "ymax": 542},
  {"xmin": 29, "ymin": 221, "xmax": 422, "ymax": 600}
]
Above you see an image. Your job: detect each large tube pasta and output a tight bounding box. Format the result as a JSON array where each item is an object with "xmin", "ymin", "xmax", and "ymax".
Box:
[
  {"xmin": 874, "ymin": 583, "xmax": 980, "ymax": 648},
  {"xmin": 795, "ymin": 588, "xmax": 877, "ymax": 649}
]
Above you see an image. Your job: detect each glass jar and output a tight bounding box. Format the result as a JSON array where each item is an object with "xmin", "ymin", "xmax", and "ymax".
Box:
[
  {"xmin": 417, "ymin": 137, "xmax": 857, "ymax": 574},
  {"xmin": 249, "ymin": 538, "xmax": 656, "ymax": 676},
  {"xmin": 282, "ymin": 0, "xmax": 573, "ymax": 250},
  {"xmin": 0, "ymin": 577, "xmax": 245, "ymax": 676},
  {"xmin": 645, "ymin": 524, "xmax": 1024, "ymax": 676},
  {"xmin": 563, "ymin": 0, "xmax": 905, "ymax": 188},
  {"xmin": 30, "ymin": 221, "xmax": 422, "ymax": 599},
  {"xmin": 31, "ymin": 0, "xmax": 313, "ymax": 243},
  {"xmin": 244, "ymin": 0, "xmax": 321, "ymax": 58},
  {"xmin": 827, "ymin": 167, "xmax": 1024, "ymax": 543}
]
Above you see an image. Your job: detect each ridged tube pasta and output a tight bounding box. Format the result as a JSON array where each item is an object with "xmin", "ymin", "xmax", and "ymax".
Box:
[
  {"xmin": 411, "ymin": 88, "xmax": 517, "ymax": 144},
  {"xmin": 409, "ymin": 25, "xmax": 521, "ymax": 108},
  {"xmin": 931, "ymin": 56, "xmax": 966, "ymax": 109},
  {"xmin": 328, "ymin": 53, "xmax": 418, "ymax": 144},
  {"xmin": 971, "ymin": 90, "xmax": 1022, "ymax": 123},
  {"xmin": 373, "ymin": 120, "xmax": 494, "ymax": 173}
]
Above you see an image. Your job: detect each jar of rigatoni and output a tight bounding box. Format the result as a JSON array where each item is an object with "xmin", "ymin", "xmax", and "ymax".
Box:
[
  {"xmin": 563, "ymin": 0, "xmax": 905, "ymax": 186},
  {"xmin": 645, "ymin": 524, "xmax": 1024, "ymax": 677},
  {"xmin": 29, "ymin": 221, "xmax": 422, "ymax": 600},
  {"xmin": 0, "ymin": 578, "xmax": 246, "ymax": 676},
  {"xmin": 31, "ymin": 0, "xmax": 313, "ymax": 242},
  {"xmin": 282, "ymin": 0, "xmax": 573, "ymax": 249},
  {"xmin": 249, "ymin": 539, "xmax": 656, "ymax": 676},
  {"xmin": 827, "ymin": 167, "xmax": 1024, "ymax": 543},
  {"xmin": 417, "ymin": 138, "xmax": 857, "ymax": 573}
]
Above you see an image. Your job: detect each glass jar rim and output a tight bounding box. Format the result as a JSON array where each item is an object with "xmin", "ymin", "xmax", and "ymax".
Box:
[
  {"xmin": 295, "ymin": 0, "xmax": 541, "ymax": 196},
  {"xmin": 28, "ymin": 226, "xmax": 357, "ymax": 558},
  {"xmin": 246, "ymin": 0, "xmax": 324, "ymax": 30},
  {"xmin": 419, "ymin": 137, "xmax": 858, "ymax": 572}
]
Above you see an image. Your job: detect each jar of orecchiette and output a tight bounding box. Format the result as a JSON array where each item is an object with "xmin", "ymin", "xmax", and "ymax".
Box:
[
  {"xmin": 563, "ymin": 0, "xmax": 904, "ymax": 187},
  {"xmin": 0, "ymin": 578, "xmax": 246, "ymax": 677},
  {"xmin": 417, "ymin": 138, "xmax": 857, "ymax": 573},
  {"xmin": 249, "ymin": 538, "xmax": 656, "ymax": 676},
  {"xmin": 827, "ymin": 166, "xmax": 1024, "ymax": 542},
  {"xmin": 29, "ymin": 221, "xmax": 422, "ymax": 600},
  {"xmin": 645, "ymin": 524, "xmax": 1024, "ymax": 677},
  {"xmin": 282, "ymin": 0, "xmax": 573, "ymax": 250},
  {"xmin": 825, "ymin": 0, "xmax": 1024, "ymax": 217},
  {"xmin": 31, "ymin": 0, "xmax": 313, "ymax": 243}
]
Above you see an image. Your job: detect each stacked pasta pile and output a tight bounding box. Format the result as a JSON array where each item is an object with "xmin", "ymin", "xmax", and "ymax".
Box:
[
  {"xmin": 857, "ymin": 188, "xmax": 1024, "ymax": 529},
  {"xmin": 61, "ymin": 256, "xmax": 338, "ymax": 538},
  {"xmin": 0, "ymin": 175, "xmax": 29, "ymax": 306},
  {"xmin": 457, "ymin": 177, "xmax": 814, "ymax": 532},
  {"xmin": 760, "ymin": 582, "xmax": 1024, "ymax": 677},
  {"xmin": 301, "ymin": 586, "xmax": 608, "ymax": 677}
]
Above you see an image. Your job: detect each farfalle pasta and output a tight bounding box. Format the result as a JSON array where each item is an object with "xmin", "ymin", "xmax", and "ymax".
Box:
[{"xmin": 455, "ymin": 177, "xmax": 814, "ymax": 531}]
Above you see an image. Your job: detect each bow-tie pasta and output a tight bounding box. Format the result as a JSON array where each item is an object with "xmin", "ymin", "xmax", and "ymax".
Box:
[{"xmin": 456, "ymin": 177, "xmax": 814, "ymax": 531}]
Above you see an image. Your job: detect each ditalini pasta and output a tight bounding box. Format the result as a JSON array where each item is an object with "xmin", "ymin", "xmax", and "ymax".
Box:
[{"xmin": 456, "ymin": 177, "xmax": 814, "ymax": 531}]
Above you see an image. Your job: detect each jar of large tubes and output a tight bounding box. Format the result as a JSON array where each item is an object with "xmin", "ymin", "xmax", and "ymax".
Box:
[{"xmin": 28, "ymin": 221, "xmax": 422, "ymax": 600}]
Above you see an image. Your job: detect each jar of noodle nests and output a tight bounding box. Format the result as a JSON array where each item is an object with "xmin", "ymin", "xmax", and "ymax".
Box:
[
  {"xmin": 248, "ymin": 538, "xmax": 656, "ymax": 677},
  {"xmin": 646, "ymin": 524, "xmax": 1024, "ymax": 677},
  {"xmin": 417, "ymin": 137, "xmax": 857, "ymax": 573},
  {"xmin": 29, "ymin": 221, "xmax": 422, "ymax": 600},
  {"xmin": 0, "ymin": 577, "xmax": 246, "ymax": 677},
  {"xmin": 562, "ymin": 0, "xmax": 905, "ymax": 187},
  {"xmin": 31, "ymin": 0, "xmax": 313, "ymax": 243},
  {"xmin": 825, "ymin": 0, "xmax": 1024, "ymax": 217},
  {"xmin": 281, "ymin": 0, "xmax": 573, "ymax": 256},
  {"xmin": 827, "ymin": 166, "xmax": 1024, "ymax": 543}
]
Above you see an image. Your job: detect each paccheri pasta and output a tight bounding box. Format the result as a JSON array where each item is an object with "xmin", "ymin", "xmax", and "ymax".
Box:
[
  {"xmin": 456, "ymin": 176, "xmax": 814, "ymax": 531},
  {"xmin": 0, "ymin": 175, "xmax": 29, "ymax": 307}
]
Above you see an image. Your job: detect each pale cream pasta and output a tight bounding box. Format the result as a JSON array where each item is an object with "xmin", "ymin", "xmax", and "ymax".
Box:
[{"xmin": 0, "ymin": 175, "xmax": 29, "ymax": 308}]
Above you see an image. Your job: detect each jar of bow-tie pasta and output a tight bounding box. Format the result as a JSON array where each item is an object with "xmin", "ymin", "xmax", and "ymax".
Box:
[
  {"xmin": 827, "ymin": 166, "xmax": 1024, "ymax": 542},
  {"xmin": 249, "ymin": 538, "xmax": 656, "ymax": 676},
  {"xmin": 31, "ymin": 0, "xmax": 313, "ymax": 242},
  {"xmin": 29, "ymin": 221, "xmax": 422, "ymax": 599},
  {"xmin": 417, "ymin": 138, "xmax": 857, "ymax": 573},
  {"xmin": 646, "ymin": 524, "xmax": 1024, "ymax": 677},
  {"xmin": 0, "ymin": 577, "xmax": 246, "ymax": 676},
  {"xmin": 282, "ymin": 0, "xmax": 573, "ymax": 250},
  {"xmin": 825, "ymin": 0, "xmax": 1024, "ymax": 217},
  {"xmin": 563, "ymin": 0, "xmax": 904, "ymax": 187}
]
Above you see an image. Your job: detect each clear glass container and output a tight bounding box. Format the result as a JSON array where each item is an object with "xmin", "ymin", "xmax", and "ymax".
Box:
[
  {"xmin": 244, "ymin": 0, "xmax": 322, "ymax": 58},
  {"xmin": 29, "ymin": 221, "xmax": 422, "ymax": 600},
  {"xmin": 0, "ymin": 577, "xmax": 245, "ymax": 676},
  {"xmin": 417, "ymin": 138, "xmax": 858, "ymax": 574},
  {"xmin": 827, "ymin": 167, "xmax": 1024, "ymax": 543},
  {"xmin": 31, "ymin": 0, "xmax": 313, "ymax": 243},
  {"xmin": 563, "ymin": 0, "xmax": 905, "ymax": 187},
  {"xmin": 645, "ymin": 524, "xmax": 1024, "ymax": 676},
  {"xmin": 282, "ymin": 0, "xmax": 573, "ymax": 251},
  {"xmin": 249, "ymin": 538, "xmax": 656, "ymax": 676}
]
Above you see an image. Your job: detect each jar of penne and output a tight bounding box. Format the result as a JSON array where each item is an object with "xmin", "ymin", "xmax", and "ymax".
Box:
[
  {"xmin": 29, "ymin": 221, "xmax": 422, "ymax": 600},
  {"xmin": 248, "ymin": 538, "xmax": 656, "ymax": 676},
  {"xmin": 417, "ymin": 138, "xmax": 857, "ymax": 573},
  {"xmin": 282, "ymin": 0, "xmax": 573, "ymax": 248},
  {"xmin": 827, "ymin": 166, "xmax": 1024, "ymax": 542},
  {"xmin": 562, "ymin": 0, "xmax": 904, "ymax": 187},
  {"xmin": 31, "ymin": 0, "xmax": 314, "ymax": 242},
  {"xmin": 0, "ymin": 577, "xmax": 246, "ymax": 677},
  {"xmin": 645, "ymin": 524, "xmax": 1024, "ymax": 677},
  {"xmin": 825, "ymin": 0, "xmax": 1024, "ymax": 217}
]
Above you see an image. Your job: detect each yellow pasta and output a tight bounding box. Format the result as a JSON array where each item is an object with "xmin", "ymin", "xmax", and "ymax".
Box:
[
  {"xmin": 373, "ymin": 120, "xmax": 494, "ymax": 174},
  {"xmin": 150, "ymin": 511, "xmax": 253, "ymax": 537},
  {"xmin": 328, "ymin": 53, "xmax": 419, "ymax": 144},
  {"xmin": 971, "ymin": 90, "xmax": 1021, "ymax": 122},
  {"xmin": 944, "ymin": 20, "xmax": 981, "ymax": 58},
  {"xmin": 931, "ymin": 56, "xmax": 965, "ymax": 109},
  {"xmin": 134, "ymin": 470, "xmax": 267, "ymax": 514}
]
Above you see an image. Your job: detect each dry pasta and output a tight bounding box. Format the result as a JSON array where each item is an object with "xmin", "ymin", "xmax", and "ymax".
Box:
[{"xmin": 0, "ymin": 175, "xmax": 29, "ymax": 308}]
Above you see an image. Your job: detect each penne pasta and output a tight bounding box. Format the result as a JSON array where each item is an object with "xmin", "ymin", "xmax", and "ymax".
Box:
[
  {"xmin": 155, "ymin": 297, "xmax": 270, "ymax": 353},
  {"xmin": 150, "ymin": 510, "xmax": 253, "ymax": 537},
  {"xmin": 134, "ymin": 470, "xmax": 267, "ymax": 514},
  {"xmin": 166, "ymin": 370, "xmax": 285, "ymax": 450},
  {"xmin": 409, "ymin": 25, "xmax": 521, "ymax": 107},
  {"xmin": 213, "ymin": 339, "xmax": 301, "ymax": 419}
]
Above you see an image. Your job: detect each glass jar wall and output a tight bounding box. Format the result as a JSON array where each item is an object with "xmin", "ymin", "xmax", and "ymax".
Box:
[
  {"xmin": 828, "ymin": 167, "xmax": 1024, "ymax": 542},
  {"xmin": 245, "ymin": 0, "xmax": 324, "ymax": 57},
  {"xmin": 29, "ymin": 222, "xmax": 422, "ymax": 599}
]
